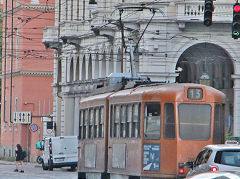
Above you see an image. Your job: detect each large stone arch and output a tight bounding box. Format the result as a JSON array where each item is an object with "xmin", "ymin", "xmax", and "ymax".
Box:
[{"xmin": 176, "ymin": 42, "xmax": 234, "ymax": 134}]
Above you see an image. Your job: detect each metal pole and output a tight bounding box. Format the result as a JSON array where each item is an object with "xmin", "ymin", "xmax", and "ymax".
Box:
[
  {"xmin": 3, "ymin": 0, "xmax": 8, "ymax": 124},
  {"xmin": 27, "ymin": 124, "xmax": 29, "ymax": 162},
  {"xmin": 119, "ymin": 10, "xmax": 125, "ymax": 73},
  {"xmin": 10, "ymin": 0, "xmax": 13, "ymax": 123},
  {"xmin": 10, "ymin": 0, "xmax": 14, "ymax": 156},
  {"xmin": 129, "ymin": 44, "xmax": 137, "ymax": 78}
]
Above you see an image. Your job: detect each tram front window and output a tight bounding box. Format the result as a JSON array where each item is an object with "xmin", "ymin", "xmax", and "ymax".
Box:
[
  {"xmin": 178, "ymin": 103, "xmax": 211, "ymax": 140},
  {"xmin": 144, "ymin": 102, "xmax": 161, "ymax": 139}
]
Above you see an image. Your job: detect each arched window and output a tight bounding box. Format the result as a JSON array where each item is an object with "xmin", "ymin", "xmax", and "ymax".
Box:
[
  {"xmin": 81, "ymin": 56, "xmax": 86, "ymax": 80},
  {"xmin": 108, "ymin": 50, "xmax": 114, "ymax": 75},
  {"xmin": 101, "ymin": 52, "xmax": 106, "ymax": 77},
  {"xmin": 94, "ymin": 54, "xmax": 99, "ymax": 79},
  {"xmin": 88, "ymin": 55, "xmax": 93, "ymax": 80}
]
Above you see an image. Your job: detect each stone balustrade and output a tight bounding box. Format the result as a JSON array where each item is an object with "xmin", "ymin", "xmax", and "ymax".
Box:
[{"xmin": 176, "ymin": 1, "xmax": 233, "ymax": 22}]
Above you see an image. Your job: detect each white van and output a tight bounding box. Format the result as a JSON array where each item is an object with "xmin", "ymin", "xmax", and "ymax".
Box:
[{"xmin": 42, "ymin": 136, "xmax": 78, "ymax": 171}]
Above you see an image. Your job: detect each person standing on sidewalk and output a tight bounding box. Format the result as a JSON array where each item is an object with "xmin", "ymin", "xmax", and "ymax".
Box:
[{"xmin": 14, "ymin": 144, "xmax": 24, "ymax": 173}]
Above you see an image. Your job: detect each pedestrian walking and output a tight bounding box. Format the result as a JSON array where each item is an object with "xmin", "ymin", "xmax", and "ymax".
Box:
[{"xmin": 14, "ymin": 144, "xmax": 24, "ymax": 173}]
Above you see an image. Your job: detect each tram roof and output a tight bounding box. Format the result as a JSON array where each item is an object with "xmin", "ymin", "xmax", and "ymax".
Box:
[
  {"xmin": 110, "ymin": 83, "xmax": 222, "ymax": 97},
  {"xmin": 80, "ymin": 92, "xmax": 114, "ymax": 103},
  {"xmin": 108, "ymin": 83, "xmax": 225, "ymax": 103}
]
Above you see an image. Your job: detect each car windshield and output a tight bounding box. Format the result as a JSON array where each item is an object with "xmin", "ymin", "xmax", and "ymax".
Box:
[{"xmin": 214, "ymin": 150, "xmax": 240, "ymax": 167}]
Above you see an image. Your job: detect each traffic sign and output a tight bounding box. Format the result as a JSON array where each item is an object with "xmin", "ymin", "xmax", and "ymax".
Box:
[
  {"xmin": 30, "ymin": 123, "xmax": 39, "ymax": 132},
  {"xmin": 13, "ymin": 111, "xmax": 31, "ymax": 124}
]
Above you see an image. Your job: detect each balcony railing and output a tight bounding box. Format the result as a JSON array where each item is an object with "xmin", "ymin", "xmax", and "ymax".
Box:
[
  {"xmin": 176, "ymin": 1, "xmax": 233, "ymax": 22},
  {"xmin": 43, "ymin": 1, "xmax": 234, "ymax": 44}
]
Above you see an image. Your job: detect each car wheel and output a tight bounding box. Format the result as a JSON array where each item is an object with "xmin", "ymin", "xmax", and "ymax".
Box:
[
  {"xmin": 48, "ymin": 160, "xmax": 53, "ymax": 171},
  {"xmin": 36, "ymin": 156, "xmax": 43, "ymax": 164},
  {"xmin": 70, "ymin": 165, "xmax": 76, "ymax": 171},
  {"xmin": 42, "ymin": 162, "xmax": 48, "ymax": 170}
]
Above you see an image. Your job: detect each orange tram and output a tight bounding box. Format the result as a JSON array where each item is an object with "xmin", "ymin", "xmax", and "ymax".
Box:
[{"xmin": 78, "ymin": 83, "xmax": 225, "ymax": 179}]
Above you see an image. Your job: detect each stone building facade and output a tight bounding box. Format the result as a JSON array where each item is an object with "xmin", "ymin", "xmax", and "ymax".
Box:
[{"xmin": 43, "ymin": 0, "xmax": 240, "ymax": 137}]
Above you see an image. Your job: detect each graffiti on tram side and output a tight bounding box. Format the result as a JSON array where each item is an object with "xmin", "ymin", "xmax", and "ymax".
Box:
[{"xmin": 143, "ymin": 144, "xmax": 160, "ymax": 171}]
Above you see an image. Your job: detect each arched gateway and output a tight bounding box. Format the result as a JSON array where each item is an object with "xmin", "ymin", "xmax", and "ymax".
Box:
[{"xmin": 176, "ymin": 43, "xmax": 234, "ymax": 134}]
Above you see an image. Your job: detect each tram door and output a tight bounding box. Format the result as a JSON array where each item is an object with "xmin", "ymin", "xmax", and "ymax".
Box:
[
  {"xmin": 161, "ymin": 103, "xmax": 176, "ymax": 174},
  {"xmin": 143, "ymin": 102, "xmax": 176, "ymax": 174}
]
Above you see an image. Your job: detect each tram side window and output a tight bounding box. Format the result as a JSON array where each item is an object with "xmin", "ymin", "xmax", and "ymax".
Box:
[
  {"xmin": 79, "ymin": 110, "xmax": 83, "ymax": 139},
  {"xmin": 144, "ymin": 102, "xmax": 161, "ymax": 140},
  {"xmin": 110, "ymin": 105, "xmax": 114, "ymax": 138},
  {"xmin": 84, "ymin": 109, "xmax": 89, "ymax": 139},
  {"xmin": 164, "ymin": 103, "xmax": 175, "ymax": 139},
  {"xmin": 89, "ymin": 109, "xmax": 94, "ymax": 139},
  {"xmin": 79, "ymin": 106, "xmax": 104, "ymax": 139},
  {"xmin": 127, "ymin": 104, "xmax": 133, "ymax": 138},
  {"xmin": 213, "ymin": 104, "xmax": 225, "ymax": 144},
  {"xmin": 120, "ymin": 105, "xmax": 127, "ymax": 138},
  {"xmin": 94, "ymin": 108, "xmax": 99, "ymax": 138},
  {"xmin": 133, "ymin": 103, "xmax": 140, "ymax": 138},
  {"xmin": 179, "ymin": 103, "xmax": 211, "ymax": 140},
  {"xmin": 114, "ymin": 105, "xmax": 121, "ymax": 138},
  {"xmin": 110, "ymin": 103, "xmax": 141, "ymax": 138},
  {"xmin": 99, "ymin": 107, "xmax": 104, "ymax": 138}
]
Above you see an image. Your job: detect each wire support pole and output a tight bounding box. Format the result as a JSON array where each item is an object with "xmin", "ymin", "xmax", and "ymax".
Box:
[
  {"xmin": 134, "ymin": 9, "xmax": 156, "ymax": 53},
  {"xmin": 3, "ymin": 0, "xmax": 8, "ymax": 123},
  {"xmin": 10, "ymin": 0, "xmax": 14, "ymax": 157},
  {"xmin": 10, "ymin": 0, "xmax": 14, "ymax": 124},
  {"xmin": 119, "ymin": 9, "xmax": 125, "ymax": 73}
]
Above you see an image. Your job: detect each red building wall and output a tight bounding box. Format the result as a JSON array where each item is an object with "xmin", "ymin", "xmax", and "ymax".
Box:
[{"xmin": 1, "ymin": 0, "xmax": 55, "ymax": 160}]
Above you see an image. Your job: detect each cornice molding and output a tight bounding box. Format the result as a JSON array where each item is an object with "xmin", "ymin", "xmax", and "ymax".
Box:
[
  {"xmin": 4, "ymin": 4, "xmax": 55, "ymax": 16},
  {"xmin": 0, "ymin": 70, "xmax": 53, "ymax": 79}
]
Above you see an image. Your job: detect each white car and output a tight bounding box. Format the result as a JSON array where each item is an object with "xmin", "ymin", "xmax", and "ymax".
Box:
[
  {"xmin": 186, "ymin": 171, "xmax": 240, "ymax": 179},
  {"xmin": 186, "ymin": 141, "xmax": 240, "ymax": 177}
]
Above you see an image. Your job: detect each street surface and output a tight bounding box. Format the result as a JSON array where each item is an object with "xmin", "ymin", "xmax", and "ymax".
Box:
[{"xmin": 0, "ymin": 160, "xmax": 77, "ymax": 179}]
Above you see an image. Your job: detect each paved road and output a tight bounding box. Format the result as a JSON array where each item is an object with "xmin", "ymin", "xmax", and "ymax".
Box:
[{"xmin": 0, "ymin": 160, "xmax": 77, "ymax": 179}]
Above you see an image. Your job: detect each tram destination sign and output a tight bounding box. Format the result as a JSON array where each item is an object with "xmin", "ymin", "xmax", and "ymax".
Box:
[
  {"xmin": 13, "ymin": 111, "xmax": 31, "ymax": 124},
  {"xmin": 143, "ymin": 143, "xmax": 160, "ymax": 171},
  {"xmin": 187, "ymin": 88, "xmax": 203, "ymax": 100}
]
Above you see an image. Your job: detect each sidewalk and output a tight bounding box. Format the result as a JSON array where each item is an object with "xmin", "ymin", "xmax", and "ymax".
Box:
[
  {"xmin": 0, "ymin": 160, "xmax": 41, "ymax": 167},
  {"xmin": 0, "ymin": 160, "xmax": 77, "ymax": 179}
]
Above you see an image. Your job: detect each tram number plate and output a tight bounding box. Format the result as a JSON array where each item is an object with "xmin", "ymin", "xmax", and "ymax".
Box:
[{"xmin": 187, "ymin": 88, "xmax": 203, "ymax": 100}]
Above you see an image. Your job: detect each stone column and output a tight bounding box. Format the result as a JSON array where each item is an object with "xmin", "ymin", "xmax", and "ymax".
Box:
[
  {"xmin": 63, "ymin": 97, "xmax": 75, "ymax": 136},
  {"xmin": 74, "ymin": 96, "xmax": 80, "ymax": 136},
  {"xmin": 232, "ymin": 75, "xmax": 240, "ymax": 136}
]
